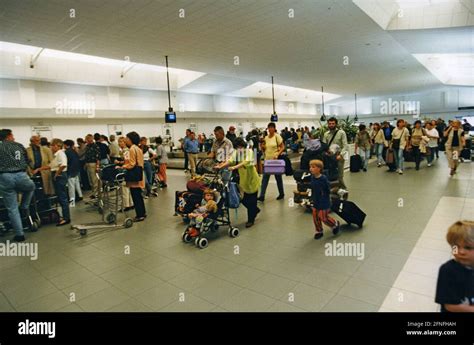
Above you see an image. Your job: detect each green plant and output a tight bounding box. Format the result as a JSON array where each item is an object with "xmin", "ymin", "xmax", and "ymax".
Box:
[{"xmin": 338, "ymin": 116, "xmax": 358, "ymax": 143}]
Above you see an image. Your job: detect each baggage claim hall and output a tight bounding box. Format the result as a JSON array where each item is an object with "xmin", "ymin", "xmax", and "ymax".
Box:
[{"xmin": 0, "ymin": 0, "xmax": 473, "ymax": 317}]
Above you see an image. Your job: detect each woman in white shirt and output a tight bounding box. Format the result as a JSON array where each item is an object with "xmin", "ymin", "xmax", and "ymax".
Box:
[
  {"xmin": 34, "ymin": 138, "xmax": 70, "ymax": 226},
  {"xmin": 390, "ymin": 119, "xmax": 410, "ymax": 175},
  {"xmin": 425, "ymin": 122, "xmax": 439, "ymax": 167}
]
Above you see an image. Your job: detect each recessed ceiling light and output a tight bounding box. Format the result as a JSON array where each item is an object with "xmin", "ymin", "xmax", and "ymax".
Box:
[{"xmin": 365, "ymin": 43, "xmax": 371, "ymax": 46}]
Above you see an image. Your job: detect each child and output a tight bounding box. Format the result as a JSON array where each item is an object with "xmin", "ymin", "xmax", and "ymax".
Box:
[
  {"xmin": 435, "ymin": 220, "xmax": 474, "ymax": 312},
  {"xmin": 309, "ymin": 159, "xmax": 340, "ymax": 240},
  {"xmin": 187, "ymin": 189, "xmax": 218, "ymax": 237}
]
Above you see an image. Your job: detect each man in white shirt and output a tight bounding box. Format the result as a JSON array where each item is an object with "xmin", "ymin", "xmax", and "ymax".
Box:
[
  {"xmin": 425, "ymin": 122, "xmax": 439, "ymax": 167},
  {"xmin": 35, "ymin": 138, "xmax": 70, "ymax": 225}
]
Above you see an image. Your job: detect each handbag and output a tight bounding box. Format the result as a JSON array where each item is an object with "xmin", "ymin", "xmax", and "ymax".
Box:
[
  {"xmin": 125, "ymin": 165, "xmax": 143, "ymax": 182},
  {"xmin": 385, "ymin": 148, "xmax": 395, "ymax": 164}
]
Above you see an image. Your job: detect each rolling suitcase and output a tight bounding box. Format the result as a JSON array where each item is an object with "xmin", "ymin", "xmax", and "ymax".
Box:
[
  {"xmin": 350, "ymin": 154, "xmax": 362, "ymax": 172},
  {"xmin": 263, "ymin": 159, "xmax": 286, "ymax": 175},
  {"xmin": 331, "ymin": 199, "xmax": 366, "ymax": 228}
]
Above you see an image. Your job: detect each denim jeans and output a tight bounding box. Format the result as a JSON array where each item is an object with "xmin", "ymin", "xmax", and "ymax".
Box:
[
  {"xmin": 53, "ymin": 174, "xmax": 70, "ymax": 221},
  {"xmin": 394, "ymin": 148, "xmax": 405, "ymax": 171},
  {"xmin": 374, "ymin": 143, "xmax": 385, "ymax": 165},
  {"xmin": 143, "ymin": 160, "xmax": 154, "ymax": 193},
  {"xmin": 359, "ymin": 148, "xmax": 371, "ymax": 170},
  {"xmin": 427, "ymin": 146, "xmax": 436, "ymax": 164},
  {"xmin": 0, "ymin": 172, "xmax": 35, "ymax": 236},
  {"xmin": 259, "ymin": 173, "xmax": 284, "ymax": 199}
]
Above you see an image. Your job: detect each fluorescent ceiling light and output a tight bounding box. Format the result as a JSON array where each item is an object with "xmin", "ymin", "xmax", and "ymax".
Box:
[
  {"xmin": 227, "ymin": 82, "xmax": 341, "ymax": 104},
  {"xmin": 413, "ymin": 53, "xmax": 474, "ymax": 86}
]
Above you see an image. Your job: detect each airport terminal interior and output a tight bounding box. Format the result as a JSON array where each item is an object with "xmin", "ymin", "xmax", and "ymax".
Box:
[{"xmin": 0, "ymin": 0, "xmax": 473, "ymax": 313}]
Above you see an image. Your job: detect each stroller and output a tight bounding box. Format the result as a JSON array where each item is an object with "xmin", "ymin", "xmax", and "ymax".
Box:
[
  {"xmin": 177, "ymin": 170, "xmax": 239, "ymax": 249},
  {"xmin": 71, "ymin": 164, "xmax": 133, "ymax": 236}
]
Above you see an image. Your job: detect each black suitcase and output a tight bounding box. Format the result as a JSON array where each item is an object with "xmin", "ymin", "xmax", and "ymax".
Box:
[
  {"xmin": 350, "ymin": 155, "xmax": 362, "ymax": 172},
  {"xmin": 461, "ymin": 148, "xmax": 471, "ymax": 160},
  {"xmin": 293, "ymin": 169, "xmax": 311, "ymax": 183},
  {"xmin": 331, "ymin": 199, "xmax": 366, "ymax": 228}
]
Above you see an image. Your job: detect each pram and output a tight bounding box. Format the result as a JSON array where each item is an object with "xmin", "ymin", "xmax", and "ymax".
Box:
[
  {"xmin": 176, "ymin": 170, "xmax": 239, "ymax": 249},
  {"xmin": 71, "ymin": 165, "xmax": 133, "ymax": 236}
]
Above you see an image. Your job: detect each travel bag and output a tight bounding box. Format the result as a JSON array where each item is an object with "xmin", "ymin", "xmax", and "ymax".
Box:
[
  {"xmin": 350, "ymin": 154, "xmax": 362, "ymax": 172},
  {"xmin": 263, "ymin": 159, "xmax": 286, "ymax": 175},
  {"xmin": 330, "ymin": 199, "xmax": 366, "ymax": 228}
]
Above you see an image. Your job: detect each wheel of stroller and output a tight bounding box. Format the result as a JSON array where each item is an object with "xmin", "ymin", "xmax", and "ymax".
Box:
[
  {"xmin": 106, "ymin": 213, "xmax": 116, "ymax": 224},
  {"xmin": 124, "ymin": 218, "xmax": 133, "ymax": 228},
  {"xmin": 30, "ymin": 221, "xmax": 39, "ymax": 232},
  {"xmin": 79, "ymin": 229, "xmax": 87, "ymax": 236},
  {"xmin": 228, "ymin": 227, "xmax": 240, "ymax": 238},
  {"xmin": 196, "ymin": 237, "xmax": 208, "ymax": 249},
  {"xmin": 182, "ymin": 232, "xmax": 193, "ymax": 243}
]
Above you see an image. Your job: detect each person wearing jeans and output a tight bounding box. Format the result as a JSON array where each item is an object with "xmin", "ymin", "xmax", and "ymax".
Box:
[
  {"xmin": 390, "ymin": 120, "xmax": 410, "ymax": 175},
  {"xmin": 215, "ymin": 138, "xmax": 261, "ymax": 228},
  {"xmin": 371, "ymin": 123, "xmax": 385, "ymax": 167},
  {"xmin": 140, "ymin": 137, "xmax": 157, "ymax": 197},
  {"xmin": 410, "ymin": 121, "xmax": 426, "ymax": 171},
  {"xmin": 64, "ymin": 140, "xmax": 83, "ymax": 205},
  {"xmin": 36, "ymin": 138, "xmax": 71, "ymax": 226},
  {"xmin": 184, "ymin": 132, "xmax": 199, "ymax": 177},
  {"xmin": 354, "ymin": 124, "xmax": 371, "ymax": 172},
  {"xmin": 444, "ymin": 120, "xmax": 466, "ymax": 176},
  {"xmin": 425, "ymin": 122, "xmax": 439, "ymax": 167},
  {"xmin": 258, "ymin": 122, "xmax": 285, "ymax": 202},
  {"xmin": 0, "ymin": 129, "xmax": 36, "ymax": 242},
  {"xmin": 123, "ymin": 132, "xmax": 146, "ymax": 221}
]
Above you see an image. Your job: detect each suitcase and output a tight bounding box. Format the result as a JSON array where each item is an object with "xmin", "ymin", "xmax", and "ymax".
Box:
[
  {"xmin": 331, "ymin": 199, "xmax": 366, "ymax": 228},
  {"xmin": 175, "ymin": 191, "xmax": 202, "ymax": 215},
  {"xmin": 460, "ymin": 148, "xmax": 471, "ymax": 160},
  {"xmin": 263, "ymin": 159, "xmax": 286, "ymax": 175},
  {"xmin": 350, "ymin": 154, "xmax": 362, "ymax": 172}
]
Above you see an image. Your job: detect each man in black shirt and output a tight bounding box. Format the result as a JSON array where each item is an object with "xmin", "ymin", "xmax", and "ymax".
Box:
[
  {"xmin": 226, "ymin": 126, "xmax": 237, "ymax": 145},
  {"xmin": 84, "ymin": 134, "xmax": 100, "ymax": 198},
  {"xmin": 0, "ymin": 129, "xmax": 36, "ymax": 242},
  {"xmin": 94, "ymin": 133, "xmax": 110, "ymax": 165},
  {"xmin": 64, "ymin": 140, "xmax": 83, "ymax": 205}
]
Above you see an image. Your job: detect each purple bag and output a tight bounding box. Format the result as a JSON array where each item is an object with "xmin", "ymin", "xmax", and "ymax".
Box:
[{"xmin": 263, "ymin": 159, "xmax": 286, "ymax": 175}]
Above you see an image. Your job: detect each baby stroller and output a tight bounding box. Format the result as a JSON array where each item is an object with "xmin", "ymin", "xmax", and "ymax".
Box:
[
  {"xmin": 71, "ymin": 164, "xmax": 133, "ymax": 236},
  {"xmin": 178, "ymin": 170, "xmax": 239, "ymax": 249}
]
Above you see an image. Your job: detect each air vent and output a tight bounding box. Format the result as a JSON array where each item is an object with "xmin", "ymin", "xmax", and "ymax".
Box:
[{"xmin": 458, "ymin": 106, "xmax": 474, "ymax": 110}]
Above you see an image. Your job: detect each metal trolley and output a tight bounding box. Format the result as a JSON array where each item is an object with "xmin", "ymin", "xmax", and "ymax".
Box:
[{"xmin": 71, "ymin": 165, "xmax": 133, "ymax": 236}]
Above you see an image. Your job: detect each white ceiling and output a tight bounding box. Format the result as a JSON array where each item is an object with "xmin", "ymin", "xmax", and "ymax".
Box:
[{"xmin": 0, "ymin": 0, "xmax": 472, "ymax": 99}]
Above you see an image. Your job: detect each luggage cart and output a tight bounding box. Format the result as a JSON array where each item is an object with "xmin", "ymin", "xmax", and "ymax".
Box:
[
  {"xmin": 71, "ymin": 166, "xmax": 133, "ymax": 236},
  {"xmin": 30, "ymin": 174, "xmax": 59, "ymax": 226}
]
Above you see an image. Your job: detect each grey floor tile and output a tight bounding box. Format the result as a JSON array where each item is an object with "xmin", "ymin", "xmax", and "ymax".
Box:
[
  {"xmin": 77, "ymin": 286, "xmax": 130, "ymax": 312},
  {"xmin": 321, "ymin": 295, "xmax": 379, "ymax": 312},
  {"xmin": 135, "ymin": 282, "xmax": 181, "ymax": 310},
  {"xmin": 49, "ymin": 267, "xmax": 98, "ymax": 290},
  {"xmin": 247, "ymin": 273, "xmax": 298, "ymax": 300},
  {"xmin": 220, "ymin": 265, "xmax": 266, "ymax": 288},
  {"xmin": 148, "ymin": 261, "xmax": 193, "ymax": 281},
  {"xmin": 168, "ymin": 270, "xmax": 216, "ymax": 292},
  {"xmin": 2, "ymin": 278, "xmax": 59, "ymax": 308},
  {"xmin": 338, "ymin": 277, "xmax": 392, "ymax": 306},
  {"xmin": 101, "ymin": 264, "xmax": 145, "ymax": 285},
  {"xmin": 17, "ymin": 291, "xmax": 70, "ymax": 312},
  {"xmin": 192, "ymin": 278, "xmax": 243, "ymax": 306},
  {"xmin": 220, "ymin": 289, "xmax": 276, "ymax": 312},
  {"xmin": 62, "ymin": 276, "xmax": 111, "ymax": 301},
  {"xmin": 266, "ymin": 300, "xmax": 307, "ymax": 312},
  {"xmin": 160, "ymin": 294, "xmax": 216, "ymax": 312},
  {"xmin": 279, "ymin": 282, "xmax": 334, "ymax": 312},
  {"xmin": 301, "ymin": 268, "xmax": 350, "ymax": 292},
  {"xmin": 113, "ymin": 273, "xmax": 163, "ymax": 297},
  {"xmin": 106, "ymin": 298, "xmax": 153, "ymax": 312}
]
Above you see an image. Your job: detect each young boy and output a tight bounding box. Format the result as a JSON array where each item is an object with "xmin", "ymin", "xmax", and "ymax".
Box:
[
  {"xmin": 435, "ymin": 220, "xmax": 474, "ymax": 312},
  {"xmin": 187, "ymin": 189, "xmax": 218, "ymax": 237},
  {"xmin": 309, "ymin": 159, "xmax": 340, "ymax": 240}
]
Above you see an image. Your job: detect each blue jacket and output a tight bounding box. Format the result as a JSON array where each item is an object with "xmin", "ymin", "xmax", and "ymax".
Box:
[{"xmin": 311, "ymin": 174, "xmax": 331, "ymax": 210}]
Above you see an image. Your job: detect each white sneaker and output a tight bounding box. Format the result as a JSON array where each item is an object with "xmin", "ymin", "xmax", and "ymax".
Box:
[
  {"xmin": 427, "ymin": 163, "xmax": 432, "ymax": 167},
  {"xmin": 398, "ymin": 170, "xmax": 403, "ymax": 175}
]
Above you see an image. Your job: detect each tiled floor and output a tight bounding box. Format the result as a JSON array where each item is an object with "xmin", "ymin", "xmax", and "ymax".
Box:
[{"xmin": 0, "ymin": 155, "xmax": 472, "ymax": 312}]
